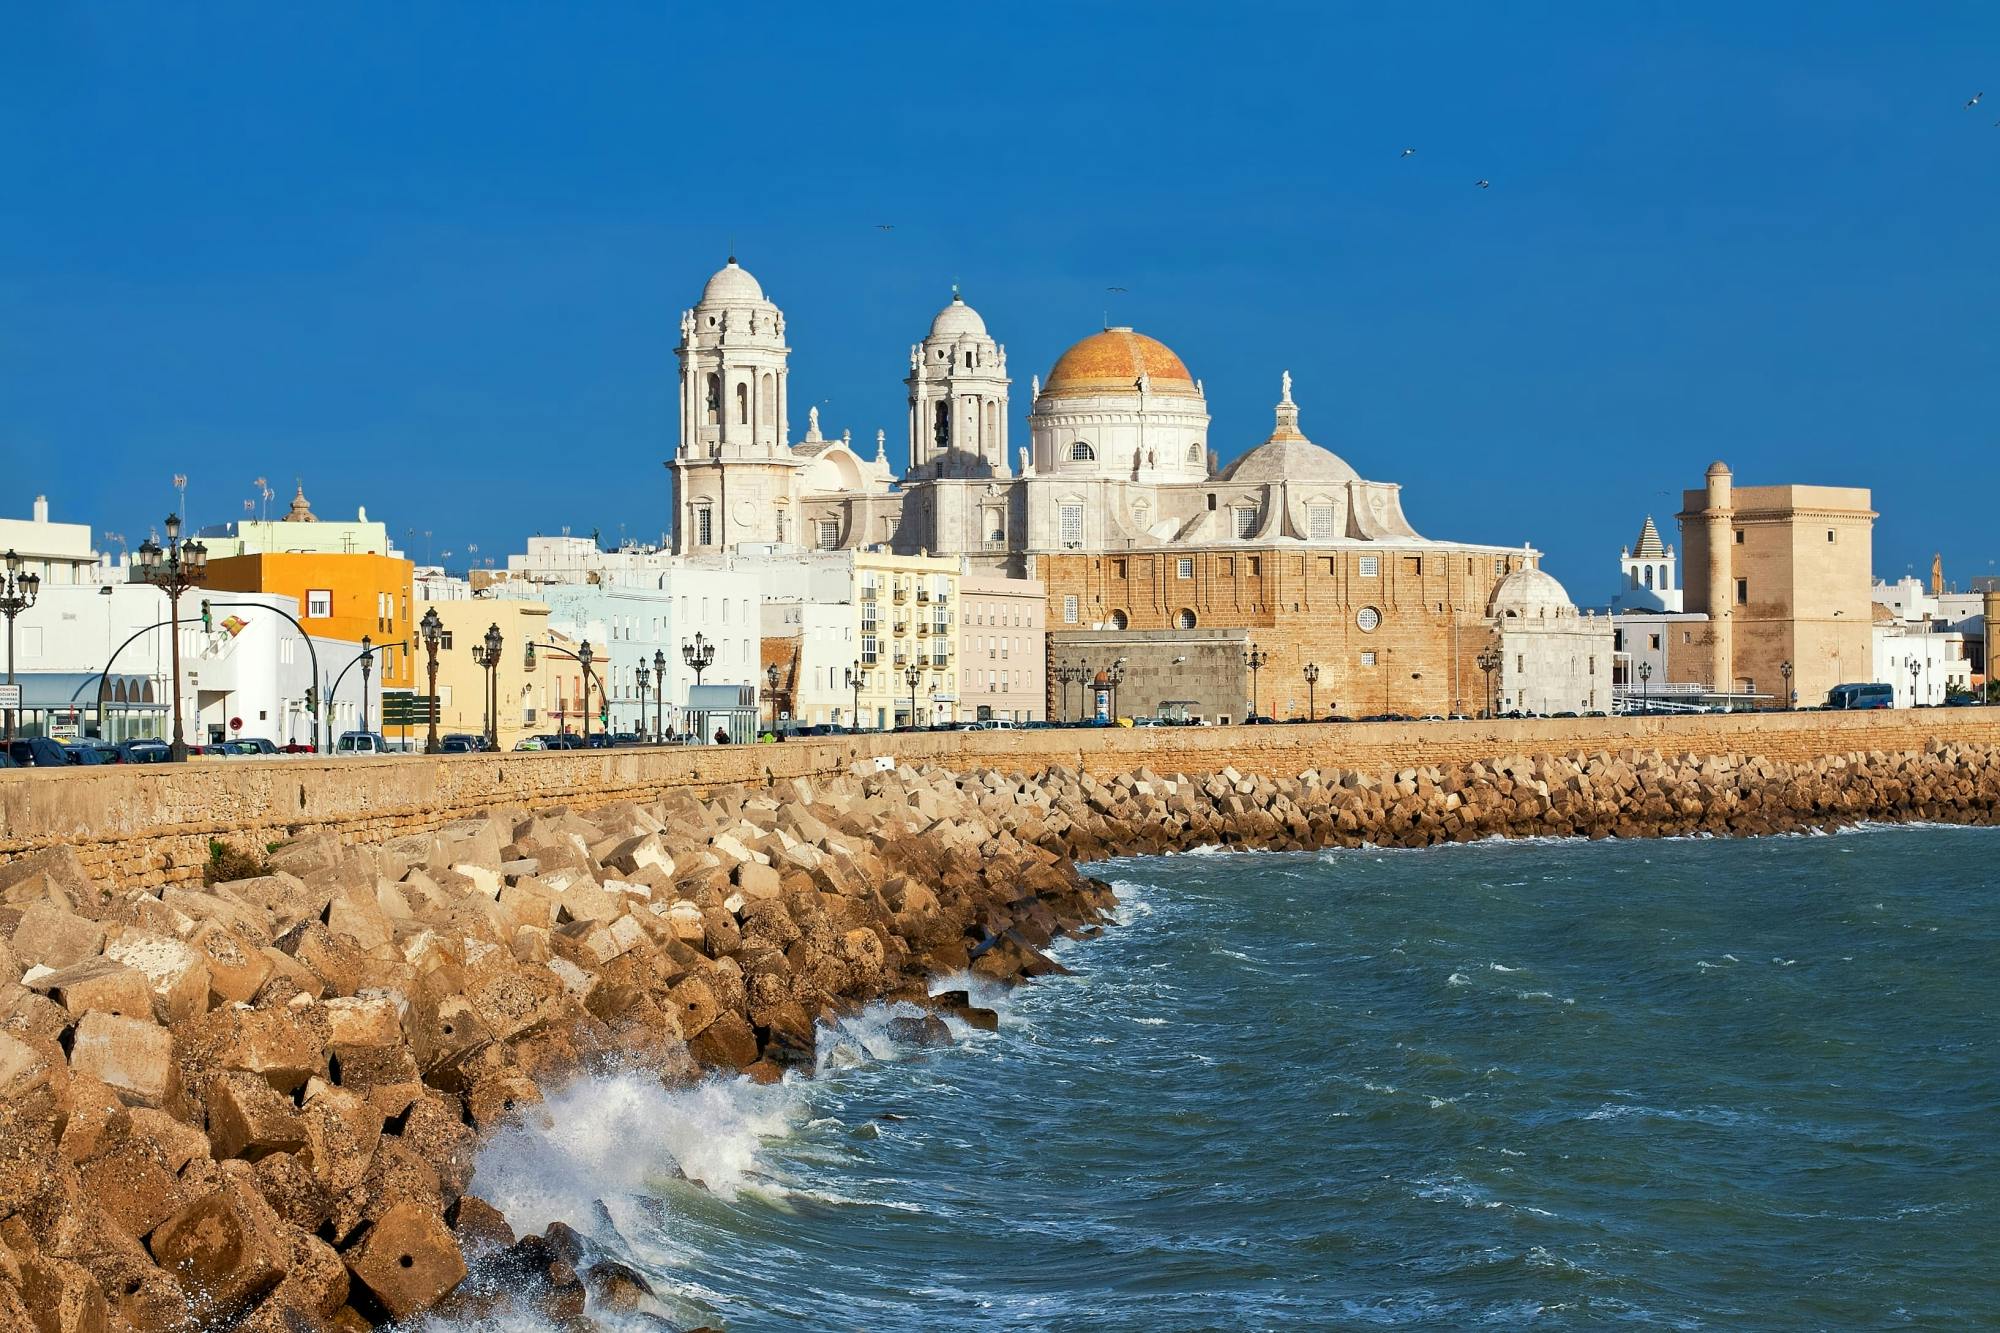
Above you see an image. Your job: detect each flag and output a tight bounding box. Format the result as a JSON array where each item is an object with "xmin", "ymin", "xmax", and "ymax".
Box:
[{"xmin": 219, "ymin": 615, "xmax": 249, "ymax": 638}]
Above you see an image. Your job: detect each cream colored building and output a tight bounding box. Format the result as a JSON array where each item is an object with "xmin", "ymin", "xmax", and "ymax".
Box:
[
  {"xmin": 854, "ymin": 550, "xmax": 958, "ymax": 728},
  {"xmin": 195, "ymin": 485, "xmax": 400, "ymax": 559},
  {"xmin": 1678, "ymin": 462, "xmax": 1874, "ymax": 708},
  {"xmin": 417, "ymin": 599, "xmax": 553, "ymax": 751},
  {"xmin": 1491, "ymin": 569, "xmax": 1614, "ymax": 715},
  {"xmin": 956, "ymin": 571, "xmax": 1045, "ymax": 721}
]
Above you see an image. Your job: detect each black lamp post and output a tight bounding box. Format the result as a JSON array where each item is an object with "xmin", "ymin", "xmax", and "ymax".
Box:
[
  {"xmin": 682, "ymin": 632, "xmax": 714, "ymax": 687},
  {"xmin": 1104, "ymin": 659, "xmax": 1127, "ymax": 722},
  {"xmin": 134, "ymin": 516, "xmax": 207, "ymax": 761},
  {"xmin": 1908, "ymin": 656, "xmax": 1921, "ymax": 709},
  {"xmin": 652, "ymin": 648, "xmax": 666, "ymax": 742},
  {"xmin": 1779, "ymin": 659, "xmax": 1793, "ymax": 712},
  {"xmin": 1637, "ymin": 660, "xmax": 1652, "ymax": 713},
  {"xmin": 1244, "ymin": 644, "xmax": 1269, "ymax": 720},
  {"xmin": 419, "ymin": 607, "xmax": 444, "ymax": 753},
  {"xmin": 470, "ymin": 622, "xmax": 503, "ymax": 749},
  {"xmin": 1303, "ymin": 661, "xmax": 1321, "ymax": 721},
  {"xmin": 359, "ymin": 634, "xmax": 374, "ymax": 733},
  {"xmin": 636, "ymin": 663, "xmax": 649, "ymax": 739},
  {"xmin": 905, "ymin": 663, "xmax": 921, "ymax": 728},
  {"xmin": 1, "ymin": 549, "xmax": 41, "ymax": 744},
  {"xmin": 578, "ymin": 639, "xmax": 595, "ymax": 742},
  {"xmin": 1476, "ymin": 645, "xmax": 1501, "ymax": 719},
  {"xmin": 1051, "ymin": 663, "xmax": 1074, "ymax": 720},
  {"xmin": 849, "ymin": 660, "xmax": 864, "ymax": 730}
]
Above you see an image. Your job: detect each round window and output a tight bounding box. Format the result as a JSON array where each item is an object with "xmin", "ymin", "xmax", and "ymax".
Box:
[{"xmin": 1356, "ymin": 606, "xmax": 1381, "ymax": 633}]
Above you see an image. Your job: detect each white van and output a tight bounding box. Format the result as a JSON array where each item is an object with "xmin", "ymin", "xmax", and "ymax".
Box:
[
  {"xmin": 334, "ymin": 731, "xmax": 388, "ymax": 756},
  {"xmin": 970, "ymin": 719, "xmax": 1017, "ymax": 730}
]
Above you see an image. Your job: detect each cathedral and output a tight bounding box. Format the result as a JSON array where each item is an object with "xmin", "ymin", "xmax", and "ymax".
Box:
[{"xmin": 668, "ymin": 257, "xmax": 1611, "ymax": 718}]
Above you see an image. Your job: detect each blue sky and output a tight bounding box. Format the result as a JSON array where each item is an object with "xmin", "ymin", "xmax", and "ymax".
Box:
[{"xmin": 5, "ymin": 3, "xmax": 1998, "ymax": 593}]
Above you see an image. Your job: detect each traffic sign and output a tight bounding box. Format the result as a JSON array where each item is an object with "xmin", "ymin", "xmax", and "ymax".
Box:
[{"xmin": 0, "ymin": 684, "xmax": 18, "ymax": 710}]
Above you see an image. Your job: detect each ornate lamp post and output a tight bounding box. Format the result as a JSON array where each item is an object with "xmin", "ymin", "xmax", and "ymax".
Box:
[
  {"xmin": 848, "ymin": 661, "xmax": 864, "ymax": 731},
  {"xmin": 133, "ymin": 516, "xmax": 207, "ymax": 761},
  {"xmin": 635, "ymin": 663, "xmax": 649, "ymax": 739},
  {"xmin": 1051, "ymin": 663, "xmax": 1074, "ymax": 721},
  {"xmin": 1908, "ymin": 656, "xmax": 1921, "ymax": 709},
  {"xmin": 359, "ymin": 634, "xmax": 374, "ymax": 733},
  {"xmin": 652, "ymin": 648, "xmax": 667, "ymax": 742},
  {"xmin": 1, "ymin": 550, "xmax": 41, "ymax": 743},
  {"xmin": 1103, "ymin": 658, "xmax": 1127, "ymax": 722},
  {"xmin": 905, "ymin": 663, "xmax": 921, "ymax": 728},
  {"xmin": 1637, "ymin": 660, "xmax": 1652, "ymax": 713},
  {"xmin": 1476, "ymin": 645, "xmax": 1501, "ymax": 719},
  {"xmin": 419, "ymin": 607, "xmax": 444, "ymax": 753},
  {"xmin": 682, "ymin": 632, "xmax": 714, "ymax": 687},
  {"xmin": 470, "ymin": 622, "xmax": 504, "ymax": 749},
  {"xmin": 1779, "ymin": 659, "xmax": 1793, "ymax": 712},
  {"xmin": 1244, "ymin": 644, "xmax": 1269, "ymax": 720},
  {"xmin": 578, "ymin": 640, "xmax": 595, "ymax": 742},
  {"xmin": 1303, "ymin": 661, "xmax": 1321, "ymax": 721}
]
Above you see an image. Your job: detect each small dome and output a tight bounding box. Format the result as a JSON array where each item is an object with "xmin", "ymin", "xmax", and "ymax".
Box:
[
  {"xmin": 1491, "ymin": 567, "xmax": 1576, "ymax": 618},
  {"xmin": 1706, "ymin": 459, "xmax": 1731, "ymax": 478},
  {"xmin": 1224, "ymin": 438, "xmax": 1359, "ymax": 485},
  {"xmin": 928, "ymin": 292, "xmax": 988, "ymax": 340},
  {"xmin": 700, "ymin": 257, "xmax": 766, "ymax": 306},
  {"xmin": 1041, "ymin": 328, "xmax": 1200, "ymax": 400}
]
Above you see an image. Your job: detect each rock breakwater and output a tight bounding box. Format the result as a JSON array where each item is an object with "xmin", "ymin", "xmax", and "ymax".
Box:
[{"xmin": 0, "ymin": 740, "xmax": 1994, "ymax": 1329}]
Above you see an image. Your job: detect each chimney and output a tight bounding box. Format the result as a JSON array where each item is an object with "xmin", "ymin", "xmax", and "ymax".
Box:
[{"xmin": 32, "ymin": 495, "xmax": 48, "ymax": 523}]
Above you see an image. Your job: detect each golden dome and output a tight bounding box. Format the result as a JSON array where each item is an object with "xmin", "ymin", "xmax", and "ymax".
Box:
[{"xmin": 1041, "ymin": 327, "xmax": 1201, "ymax": 400}]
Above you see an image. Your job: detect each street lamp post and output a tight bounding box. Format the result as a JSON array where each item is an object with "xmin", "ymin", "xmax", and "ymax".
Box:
[
  {"xmin": 419, "ymin": 607, "xmax": 444, "ymax": 753},
  {"xmin": 848, "ymin": 661, "xmax": 864, "ymax": 730},
  {"xmin": 133, "ymin": 516, "xmax": 207, "ymax": 761},
  {"xmin": 682, "ymin": 632, "xmax": 714, "ymax": 687},
  {"xmin": 1303, "ymin": 661, "xmax": 1320, "ymax": 721},
  {"xmin": 1244, "ymin": 645, "xmax": 1269, "ymax": 720},
  {"xmin": 1779, "ymin": 659, "xmax": 1793, "ymax": 712},
  {"xmin": 905, "ymin": 664, "xmax": 921, "ymax": 728},
  {"xmin": 1638, "ymin": 660, "xmax": 1652, "ymax": 713},
  {"xmin": 578, "ymin": 640, "xmax": 595, "ymax": 742},
  {"xmin": 1476, "ymin": 645, "xmax": 1500, "ymax": 719},
  {"xmin": 1909, "ymin": 656, "xmax": 1921, "ymax": 709},
  {"xmin": 1, "ymin": 550, "xmax": 41, "ymax": 743},
  {"xmin": 359, "ymin": 634, "xmax": 374, "ymax": 733},
  {"xmin": 1052, "ymin": 663, "xmax": 1074, "ymax": 720},
  {"xmin": 652, "ymin": 648, "xmax": 666, "ymax": 742},
  {"xmin": 636, "ymin": 664, "xmax": 649, "ymax": 740},
  {"xmin": 470, "ymin": 622, "xmax": 504, "ymax": 749}
]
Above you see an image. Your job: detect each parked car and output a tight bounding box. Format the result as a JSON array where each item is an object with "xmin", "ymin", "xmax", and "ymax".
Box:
[
  {"xmin": 6, "ymin": 738, "xmax": 70, "ymax": 767},
  {"xmin": 280, "ymin": 741, "xmax": 317, "ymax": 754},
  {"xmin": 0, "ymin": 751, "xmax": 15, "ymax": 768},
  {"xmin": 113, "ymin": 739, "xmax": 171, "ymax": 763},
  {"xmin": 61, "ymin": 743, "xmax": 110, "ymax": 765},
  {"xmin": 333, "ymin": 731, "xmax": 389, "ymax": 756},
  {"xmin": 224, "ymin": 737, "xmax": 281, "ymax": 756},
  {"xmin": 539, "ymin": 734, "xmax": 585, "ymax": 751},
  {"xmin": 512, "ymin": 736, "xmax": 546, "ymax": 751},
  {"xmin": 439, "ymin": 736, "xmax": 478, "ymax": 753}
]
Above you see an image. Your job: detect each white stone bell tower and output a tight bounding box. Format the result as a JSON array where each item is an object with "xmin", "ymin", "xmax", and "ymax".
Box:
[
  {"xmin": 670, "ymin": 258, "xmax": 803, "ymax": 553},
  {"xmin": 907, "ymin": 288, "xmax": 1011, "ymax": 479}
]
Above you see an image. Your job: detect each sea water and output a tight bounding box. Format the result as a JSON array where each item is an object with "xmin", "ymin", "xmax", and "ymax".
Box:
[{"xmin": 437, "ymin": 825, "xmax": 2000, "ymax": 1330}]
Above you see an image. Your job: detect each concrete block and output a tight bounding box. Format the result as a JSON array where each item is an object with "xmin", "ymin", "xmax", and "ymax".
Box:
[
  {"xmin": 68, "ymin": 1011, "xmax": 179, "ymax": 1111},
  {"xmin": 9, "ymin": 901, "xmax": 106, "ymax": 970},
  {"xmin": 190, "ymin": 920, "xmax": 275, "ymax": 1007},
  {"xmin": 35, "ymin": 957, "xmax": 156, "ymax": 1021},
  {"xmin": 208, "ymin": 1070, "xmax": 309, "ymax": 1161},
  {"xmin": 343, "ymin": 1201, "xmax": 467, "ymax": 1319},
  {"xmin": 149, "ymin": 1175, "xmax": 290, "ymax": 1322},
  {"xmin": 104, "ymin": 931, "xmax": 211, "ymax": 1023},
  {"xmin": 734, "ymin": 862, "xmax": 782, "ymax": 900}
]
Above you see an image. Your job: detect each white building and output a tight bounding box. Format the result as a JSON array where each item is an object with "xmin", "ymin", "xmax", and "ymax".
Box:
[
  {"xmin": 1610, "ymin": 515, "xmax": 1681, "ymax": 612},
  {"xmin": 6, "ymin": 581, "xmax": 362, "ymax": 746},
  {"xmin": 484, "ymin": 564, "xmax": 761, "ymax": 737},
  {"xmin": 1871, "ymin": 619, "xmax": 1965, "ymax": 707},
  {"xmin": 195, "ymin": 485, "xmax": 401, "ymax": 558},
  {"xmin": 1490, "ymin": 568, "xmax": 1615, "ymax": 715},
  {"xmin": 0, "ymin": 495, "xmax": 126, "ymax": 589}
]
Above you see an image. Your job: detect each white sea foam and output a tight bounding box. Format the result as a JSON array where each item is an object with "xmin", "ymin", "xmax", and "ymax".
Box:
[
  {"xmin": 1447, "ymin": 971, "xmax": 1472, "ymax": 987},
  {"xmin": 1488, "ymin": 963, "xmax": 1523, "ymax": 973}
]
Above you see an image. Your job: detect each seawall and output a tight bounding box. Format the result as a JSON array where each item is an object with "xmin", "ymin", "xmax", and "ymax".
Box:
[{"xmin": 8, "ymin": 711, "xmax": 2000, "ymax": 887}]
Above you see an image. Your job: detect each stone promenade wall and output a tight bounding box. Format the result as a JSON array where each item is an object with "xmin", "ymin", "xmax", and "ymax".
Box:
[{"xmin": 7, "ymin": 710, "xmax": 2000, "ymax": 888}]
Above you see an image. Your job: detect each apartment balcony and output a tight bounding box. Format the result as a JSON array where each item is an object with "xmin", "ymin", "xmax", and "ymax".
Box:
[
  {"xmin": 916, "ymin": 587, "xmax": 931, "ymax": 603},
  {"xmin": 892, "ymin": 587, "xmax": 908, "ymax": 604},
  {"xmin": 915, "ymin": 620, "xmax": 931, "ymax": 636},
  {"xmin": 892, "ymin": 619, "xmax": 908, "ymax": 635},
  {"xmin": 860, "ymin": 585, "xmax": 878, "ymax": 601}
]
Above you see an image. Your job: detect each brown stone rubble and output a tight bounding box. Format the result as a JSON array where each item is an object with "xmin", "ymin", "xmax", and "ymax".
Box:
[{"xmin": 1, "ymin": 739, "xmax": 1995, "ymax": 1329}]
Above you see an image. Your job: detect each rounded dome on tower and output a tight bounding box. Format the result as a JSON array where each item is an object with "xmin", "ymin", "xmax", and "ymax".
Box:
[
  {"xmin": 1490, "ymin": 566, "xmax": 1577, "ymax": 619},
  {"xmin": 1224, "ymin": 437, "xmax": 1360, "ymax": 485},
  {"xmin": 1040, "ymin": 328, "xmax": 1200, "ymax": 400},
  {"xmin": 700, "ymin": 257, "xmax": 766, "ymax": 306},
  {"xmin": 928, "ymin": 293, "xmax": 988, "ymax": 340}
]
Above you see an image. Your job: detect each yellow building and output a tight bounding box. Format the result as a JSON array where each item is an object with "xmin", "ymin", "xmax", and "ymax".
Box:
[
  {"xmin": 203, "ymin": 551, "xmax": 414, "ymax": 692},
  {"xmin": 414, "ymin": 599, "xmax": 561, "ymax": 750},
  {"xmin": 853, "ymin": 551, "xmax": 958, "ymax": 728}
]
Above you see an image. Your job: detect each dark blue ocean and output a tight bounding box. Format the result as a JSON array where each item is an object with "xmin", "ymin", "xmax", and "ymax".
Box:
[{"xmin": 449, "ymin": 825, "xmax": 2000, "ymax": 1331}]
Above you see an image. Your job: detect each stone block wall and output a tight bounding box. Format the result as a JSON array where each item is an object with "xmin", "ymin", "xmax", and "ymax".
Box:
[{"xmin": 7, "ymin": 710, "xmax": 2000, "ymax": 890}]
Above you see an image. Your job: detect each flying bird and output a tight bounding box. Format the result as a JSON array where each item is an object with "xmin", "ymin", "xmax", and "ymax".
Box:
[
  {"xmin": 1106, "ymin": 286, "xmax": 1128, "ymax": 293},
  {"xmin": 876, "ymin": 224, "xmax": 894, "ymax": 231},
  {"xmin": 1970, "ymin": 92, "xmax": 1984, "ymax": 108},
  {"xmin": 1401, "ymin": 147, "xmax": 1415, "ymax": 157},
  {"xmin": 1476, "ymin": 179, "xmax": 1491, "ymax": 189}
]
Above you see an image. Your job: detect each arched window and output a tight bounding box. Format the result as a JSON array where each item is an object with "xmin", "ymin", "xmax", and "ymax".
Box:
[
  {"xmin": 1174, "ymin": 608, "xmax": 1198, "ymax": 629},
  {"xmin": 1108, "ymin": 610, "xmax": 1129, "ymax": 630},
  {"xmin": 1071, "ymin": 441, "xmax": 1095, "ymax": 461},
  {"xmin": 1643, "ymin": 566, "xmax": 1655, "ymax": 589},
  {"xmin": 934, "ymin": 401, "xmax": 951, "ymax": 450},
  {"xmin": 735, "ymin": 381, "xmax": 749, "ymax": 425},
  {"xmin": 1187, "ymin": 442, "xmax": 1204, "ymax": 464},
  {"xmin": 964, "ymin": 350, "xmax": 974, "ymax": 369},
  {"xmin": 760, "ymin": 374, "xmax": 776, "ymax": 430},
  {"xmin": 704, "ymin": 374, "xmax": 720, "ymax": 425}
]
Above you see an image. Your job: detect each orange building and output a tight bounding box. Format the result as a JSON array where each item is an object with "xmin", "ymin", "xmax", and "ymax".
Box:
[{"xmin": 203, "ymin": 552, "xmax": 415, "ymax": 690}]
